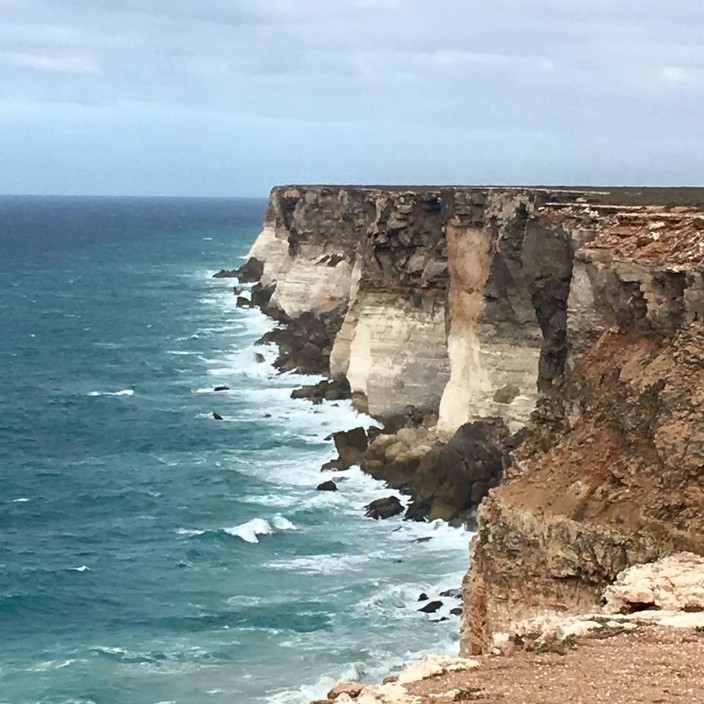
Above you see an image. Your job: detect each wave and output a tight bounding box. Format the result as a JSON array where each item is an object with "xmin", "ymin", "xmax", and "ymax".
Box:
[
  {"xmin": 86, "ymin": 389, "xmax": 134, "ymax": 397},
  {"xmin": 71, "ymin": 565, "xmax": 91, "ymax": 572},
  {"xmin": 264, "ymin": 553, "xmax": 371, "ymax": 575},
  {"xmin": 177, "ymin": 515, "xmax": 297, "ymax": 544}
]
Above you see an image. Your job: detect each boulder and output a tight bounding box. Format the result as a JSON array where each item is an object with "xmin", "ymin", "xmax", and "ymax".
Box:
[
  {"xmin": 236, "ymin": 296, "xmax": 253, "ymax": 308},
  {"xmin": 327, "ymin": 681, "xmax": 364, "ymax": 700},
  {"xmin": 254, "ymin": 353, "xmax": 266, "ymax": 363},
  {"xmin": 603, "ymin": 553, "xmax": 704, "ymax": 615},
  {"xmin": 316, "ymin": 480, "xmax": 338, "ymax": 492},
  {"xmin": 250, "ymin": 281, "xmax": 275, "ymax": 309},
  {"xmin": 418, "ymin": 600, "xmax": 443, "ymax": 614},
  {"xmin": 418, "ymin": 592, "xmax": 429, "ymax": 601},
  {"xmin": 365, "ymin": 496, "xmax": 404, "ymax": 520}
]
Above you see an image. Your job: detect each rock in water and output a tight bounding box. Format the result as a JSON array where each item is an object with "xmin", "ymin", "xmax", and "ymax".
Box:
[
  {"xmin": 212, "ymin": 412, "xmax": 223, "ymax": 420},
  {"xmin": 212, "ymin": 268, "xmax": 237, "ymax": 278},
  {"xmin": 213, "ymin": 385, "xmax": 230, "ymax": 392},
  {"xmin": 365, "ymin": 496, "xmax": 403, "ymax": 520},
  {"xmin": 439, "ymin": 588, "xmax": 462, "ymax": 599},
  {"xmin": 321, "ymin": 426, "xmax": 368, "ymax": 470},
  {"xmin": 316, "ymin": 480, "xmax": 338, "ymax": 492},
  {"xmin": 418, "ymin": 600, "xmax": 443, "ymax": 614},
  {"xmin": 291, "ymin": 377, "xmax": 351, "ymax": 404},
  {"xmin": 236, "ymin": 296, "xmax": 252, "ymax": 308},
  {"xmin": 233, "ymin": 256, "xmax": 264, "ymax": 283}
]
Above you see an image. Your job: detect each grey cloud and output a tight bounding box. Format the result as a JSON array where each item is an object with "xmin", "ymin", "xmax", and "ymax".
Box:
[{"xmin": 0, "ymin": 0, "xmax": 702, "ymax": 194}]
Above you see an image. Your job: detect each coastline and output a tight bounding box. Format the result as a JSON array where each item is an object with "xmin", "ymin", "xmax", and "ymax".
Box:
[{"xmin": 223, "ymin": 184, "xmax": 704, "ymax": 701}]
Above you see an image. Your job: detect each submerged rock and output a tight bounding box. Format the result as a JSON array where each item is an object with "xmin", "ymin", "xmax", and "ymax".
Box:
[
  {"xmin": 212, "ymin": 412, "xmax": 223, "ymax": 420},
  {"xmin": 213, "ymin": 385, "xmax": 230, "ymax": 392}
]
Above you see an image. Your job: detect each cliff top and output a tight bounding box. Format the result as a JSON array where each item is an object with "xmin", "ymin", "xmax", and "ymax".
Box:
[{"xmin": 272, "ymin": 184, "xmax": 704, "ymax": 207}]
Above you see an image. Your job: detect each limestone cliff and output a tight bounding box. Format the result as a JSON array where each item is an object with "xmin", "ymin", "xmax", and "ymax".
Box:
[
  {"xmin": 234, "ymin": 185, "xmax": 704, "ymax": 643},
  {"xmin": 241, "ymin": 185, "xmax": 583, "ymax": 427}
]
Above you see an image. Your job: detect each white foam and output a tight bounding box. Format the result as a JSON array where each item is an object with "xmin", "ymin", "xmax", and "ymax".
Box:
[
  {"xmin": 71, "ymin": 565, "xmax": 90, "ymax": 572},
  {"xmin": 176, "ymin": 528, "xmax": 206, "ymax": 537},
  {"xmin": 264, "ymin": 554, "xmax": 369, "ymax": 575},
  {"xmin": 12, "ymin": 497, "xmax": 29, "ymax": 503},
  {"xmin": 271, "ymin": 516, "xmax": 297, "ymax": 531},
  {"xmin": 224, "ymin": 518, "xmax": 273, "ymax": 543},
  {"xmin": 177, "ymin": 519, "xmax": 298, "ymax": 543},
  {"xmin": 87, "ymin": 389, "xmax": 134, "ymax": 397},
  {"xmin": 28, "ymin": 659, "xmax": 84, "ymax": 672}
]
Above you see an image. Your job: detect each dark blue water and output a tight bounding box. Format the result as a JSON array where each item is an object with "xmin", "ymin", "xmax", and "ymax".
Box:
[{"xmin": 0, "ymin": 197, "xmax": 468, "ymax": 704}]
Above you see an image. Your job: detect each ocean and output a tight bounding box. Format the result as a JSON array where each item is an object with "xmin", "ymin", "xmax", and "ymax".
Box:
[{"xmin": 0, "ymin": 196, "xmax": 470, "ymax": 704}]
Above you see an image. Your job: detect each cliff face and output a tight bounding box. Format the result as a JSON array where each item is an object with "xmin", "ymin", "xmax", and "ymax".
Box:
[
  {"xmin": 245, "ymin": 185, "xmax": 580, "ymax": 426},
  {"xmin": 463, "ymin": 202, "xmax": 704, "ymax": 654},
  {"xmin": 238, "ymin": 185, "xmax": 704, "ymax": 648}
]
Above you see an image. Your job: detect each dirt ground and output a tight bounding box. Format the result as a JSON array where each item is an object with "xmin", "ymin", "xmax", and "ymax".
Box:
[{"xmin": 406, "ymin": 626, "xmax": 704, "ymax": 704}]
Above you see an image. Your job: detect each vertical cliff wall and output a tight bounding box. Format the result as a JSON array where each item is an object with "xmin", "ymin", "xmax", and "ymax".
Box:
[
  {"xmin": 237, "ymin": 185, "xmax": 704, "ymax": 644},
  {"xmin": 243, "ymin": 185, "xmax": 581, "ymax": 425}
]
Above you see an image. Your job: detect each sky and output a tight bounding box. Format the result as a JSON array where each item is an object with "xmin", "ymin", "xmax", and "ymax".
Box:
[{"xmin": 1, "ymin": 0, "xmax": 703, "ymax": 196}]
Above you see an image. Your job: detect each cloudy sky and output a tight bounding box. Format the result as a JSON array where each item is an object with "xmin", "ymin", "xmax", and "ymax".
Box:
[{"xmin": 1, "ymin": 0, "xmax": 702, "ymax": 196}]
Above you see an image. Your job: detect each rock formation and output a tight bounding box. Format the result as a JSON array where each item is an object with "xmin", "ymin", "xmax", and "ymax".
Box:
[
  {"xmin": 463, "ymin": 197, "xmax": 704, "ymax": 653},
  {"xmin": 231, "ymin": 184, "xmax": 704, "ymax": 655}
]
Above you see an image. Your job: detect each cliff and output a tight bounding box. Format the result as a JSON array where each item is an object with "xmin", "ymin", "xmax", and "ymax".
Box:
[
  {"xmin": 463, "ymin": 198, "xmax": 704, "ymax": 654},
  {"xmin": 233, "ymin": 184, "xmax": 704, "ymax": 652}
]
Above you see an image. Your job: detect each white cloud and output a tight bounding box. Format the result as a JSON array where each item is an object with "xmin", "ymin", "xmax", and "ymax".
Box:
[{"xmin": 0, "ymin": 50, "xmax": 99, "ymax": 74}]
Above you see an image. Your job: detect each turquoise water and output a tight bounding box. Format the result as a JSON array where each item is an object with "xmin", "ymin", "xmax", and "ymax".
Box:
[{"xmin": 0, "ymin": 196, "xmax": 469, "ymax": 704}]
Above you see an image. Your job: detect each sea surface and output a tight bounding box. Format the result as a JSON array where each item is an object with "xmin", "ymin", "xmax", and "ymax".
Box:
[{"xmin": 0, "ymin": 196, "xmax": 470, "ymax": 704}]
